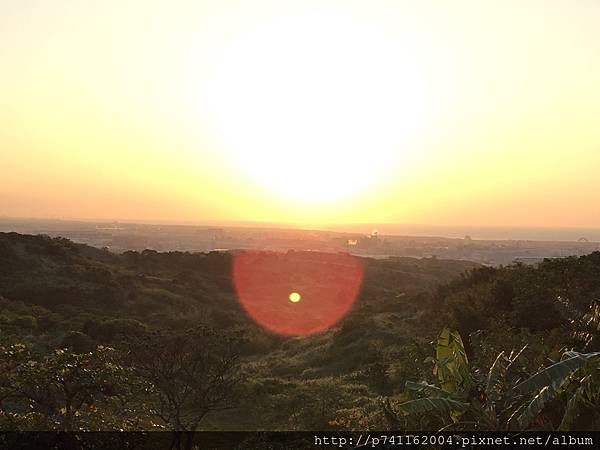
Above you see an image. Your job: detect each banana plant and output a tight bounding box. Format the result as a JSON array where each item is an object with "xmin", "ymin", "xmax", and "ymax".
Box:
[
  {"xmin": 384, "ymin": 327, "xmax": 526, "ymax": 431},
  {"xmin": 512, "ymin": 350, "xmax": 600, "ymax": 430},
  {"xmin": 385, "ymin": 326, "xmax": 600, "ymax": 431}
]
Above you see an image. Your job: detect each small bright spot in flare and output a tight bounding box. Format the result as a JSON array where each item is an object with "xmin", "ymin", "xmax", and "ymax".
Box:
[{"xmin": 289, "ymin": 292, "xmax": 301, "ymax": 303}]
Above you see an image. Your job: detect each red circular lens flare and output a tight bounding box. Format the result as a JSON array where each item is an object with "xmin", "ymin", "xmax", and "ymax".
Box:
[{"xmin": 233, "ymin": 251, "xmax": 364, "ymax": 336}]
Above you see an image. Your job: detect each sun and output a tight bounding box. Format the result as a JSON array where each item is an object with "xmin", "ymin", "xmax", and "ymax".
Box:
[{"xmin": 203, "ymin": 14, "xmax": 428, "ymax": 203}]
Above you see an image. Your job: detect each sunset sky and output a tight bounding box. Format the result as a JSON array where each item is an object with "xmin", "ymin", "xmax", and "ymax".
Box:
[{"xmin": 1, "ymin": 0, "xmax": 599, "ymax": 228}]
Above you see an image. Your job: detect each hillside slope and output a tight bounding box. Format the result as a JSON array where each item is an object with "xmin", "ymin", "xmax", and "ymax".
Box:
[{"xmin": 2, "ymin": 233, "xmax": 600, "ymax": 430}]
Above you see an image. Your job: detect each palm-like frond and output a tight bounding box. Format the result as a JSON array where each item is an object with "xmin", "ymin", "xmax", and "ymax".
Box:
[
  {"xmin": 558, "ymin": 375, "xmax": 592, "ymax": 431},
  {"xmin": 392, "ymin": 397, "xmax": 468, "ymax": 416},
  {"xmin": 485, "ymin": 351, "xmax": 509, "ymax": 401},
  {"xmin": 434, "ymin": 328, "xmax": 473, "ymax": 394},
  {"xmin": 517, "ymin": 384, "xmax": 562, "ymax": 429},
  {"xmin": 573, "ymin": 299, "xmax": 600, "ymax": 351},
  {"xmin": 405, "ymin": 381, "xmax": 450, "ymax": 398},
  {"xmin": 513, "ymin": 352, "xmax": 600, "ymax": 394}
]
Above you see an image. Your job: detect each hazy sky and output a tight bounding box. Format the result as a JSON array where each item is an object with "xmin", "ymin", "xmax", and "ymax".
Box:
[{"xmin": 1, "ymin": 0, "xmax": 599, "ymax": 227}]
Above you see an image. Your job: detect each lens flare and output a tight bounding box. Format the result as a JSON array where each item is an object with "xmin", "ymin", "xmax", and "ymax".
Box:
[{"xmin": 233, "ymin": 251, "xmax": 364, "ymax": 336}]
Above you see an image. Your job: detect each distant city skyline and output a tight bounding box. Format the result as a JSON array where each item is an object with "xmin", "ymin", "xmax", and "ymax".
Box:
[{"xmin": 2, "ymin": 215, "xmax": 600, "ymax": 243}]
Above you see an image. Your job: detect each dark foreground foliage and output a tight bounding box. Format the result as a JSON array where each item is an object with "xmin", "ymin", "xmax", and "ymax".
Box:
[{"xmin": 0, "ymin": 232, "xmax": 599, "ymax": 434}]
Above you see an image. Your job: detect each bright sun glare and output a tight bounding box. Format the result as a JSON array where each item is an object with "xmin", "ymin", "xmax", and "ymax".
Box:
[{"xmin": 203, "ymin": 15, "xmax": 428, "ymax": 203}]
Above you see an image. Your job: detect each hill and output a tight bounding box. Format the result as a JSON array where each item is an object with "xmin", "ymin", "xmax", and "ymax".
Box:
[
  {"xmin": 1, "ymin": 232, "xmax": 599, "ymax": 433},
  {"xmin": 0, "ymin": 232, "xmax": 475, "ymax": 350}
]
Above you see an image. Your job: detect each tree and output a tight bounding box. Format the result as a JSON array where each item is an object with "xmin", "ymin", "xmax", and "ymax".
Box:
[
  {"xmin": 0, "ymin": 343, "xmax": 152, "ymax": 431},
  {"xmin": 129, "ymin": 327, "xmax": 241, "ymax": 449}
]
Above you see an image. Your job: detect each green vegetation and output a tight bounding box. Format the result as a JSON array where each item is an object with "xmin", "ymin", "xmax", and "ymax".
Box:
[
  {"xmin": 385, "ymin": 327, "xmax": 600, "ymax": 431},
  {"xmin": 0, "ymin": 232, "xmax": 599, "ymax": 433}
]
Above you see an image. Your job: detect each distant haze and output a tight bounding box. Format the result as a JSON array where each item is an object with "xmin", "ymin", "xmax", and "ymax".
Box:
[
  {"xmin": 324, "ymin": 224, "xmax": 600, "ymax": 243},
  {"xmin": 2, "ymin": 217, "xmax": 600, "ymax": 243}
]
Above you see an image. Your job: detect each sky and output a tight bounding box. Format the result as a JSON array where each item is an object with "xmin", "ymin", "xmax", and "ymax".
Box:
[{"xmin": 1, "ymin": 0, "xmax": 599, "ymax": 228}]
